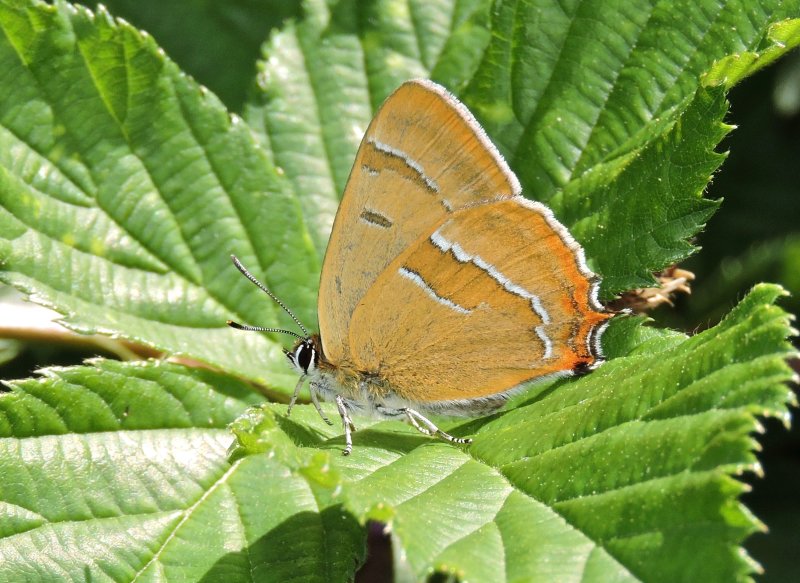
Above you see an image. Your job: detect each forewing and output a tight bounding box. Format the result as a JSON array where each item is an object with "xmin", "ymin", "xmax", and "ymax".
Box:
[
  {"xmin": 347, "ymin": 198, "xmax": 611, "ymax": 403},
  {"xmin": 317, "ymin": 80, "xmax": 519, "ymax": 365}
]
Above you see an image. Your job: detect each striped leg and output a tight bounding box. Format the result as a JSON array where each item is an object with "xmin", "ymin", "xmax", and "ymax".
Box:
[
  {"xmin": 309, "ymin": 382, "xmax": 333, "ymax": 426},
  {"xmin": 335, "ymin": 395, "xmax": 357, "ymax": 456},
  {"xmin": 378, "ymin": 406, "xmax": 472, "ymax": 445},
  {"xmin": 286, "ymin": 375, "xmax": 306, "ymax": 416}
]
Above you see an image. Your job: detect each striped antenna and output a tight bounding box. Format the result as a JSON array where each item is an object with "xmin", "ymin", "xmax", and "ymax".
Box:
[{"xmin": 227, "ymin": 255, "xmax": 310, "ymax": 338}]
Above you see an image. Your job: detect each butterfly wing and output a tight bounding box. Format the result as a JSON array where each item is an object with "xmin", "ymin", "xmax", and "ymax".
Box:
[
  {"xmin": 346, "ymin": 196, "xmax": 611, "ymax": 404},
  {"xmin": 318, "ymin": 80, "xmax": 520, "ymax": 366}
]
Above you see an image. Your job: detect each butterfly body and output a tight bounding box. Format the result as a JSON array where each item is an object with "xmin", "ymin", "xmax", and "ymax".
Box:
[
  {"xmin": 231, "ymin": 79, "xmax": 612, "ymax": 454},
  {"xmin": 287, "ymin": 335, "xmax": 453, "ymax": 418},
  {"xmin": 287, "ymin": 334, "xmax": 386, "ymax": 416}
]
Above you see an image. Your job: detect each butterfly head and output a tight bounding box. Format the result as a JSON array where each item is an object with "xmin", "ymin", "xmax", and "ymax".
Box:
[
  {"xmin": 286, "ymin": 335, "xmax": 321, "ymax": 376},
  {"xmin": 227, "ymin": 255, "xmax": 322, "ymax": 376}
]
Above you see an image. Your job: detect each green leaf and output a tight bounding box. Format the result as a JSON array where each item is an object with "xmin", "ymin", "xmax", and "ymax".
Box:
[
  {"xmin": 0, "ymin": 0, "xmax": 798, "ymax": 581},
  {"xmin": 0, "ymin": 291, "xmax": 794, "ymax": 581},
  {"xmin": 84, "ymin": 0, "xmax": 302, "ymax": 111},
  {"xmin": 244, "ymin": 0, "xmax": 494, "ymax": 256},
  {"xmin": 203, "ymin": 286, "xmax": 800, "ymax": 582},
  {"xmin": 1, "ymin": 0, "xmax": 796, "ymax": 378},
  {"xmin": 564, "ymin": 87, "xmax": 726, "ymax": 295},
  {"xmin": 0, "ymin": 0, "xmax": 320, "ymax": 389},
  {"xmin": 0, "ymin": 359, "xmax": 364, "ymax": 581},
  {"xmin": 703, "ymin": 19, "xmax": 800, "ymax": 89},
  {"xmin": 245, "ymin": 0, "xmax": 799, "ymax": 296}
]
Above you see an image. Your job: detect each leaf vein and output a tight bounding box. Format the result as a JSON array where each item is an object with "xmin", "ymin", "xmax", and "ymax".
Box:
[
  {"xmin": 130, "ymin": 458, "xmax": 244, "ymax": 582},
  {"xmin": 407, "ymin": 0, "xmax": 427, "ymax": 69}
]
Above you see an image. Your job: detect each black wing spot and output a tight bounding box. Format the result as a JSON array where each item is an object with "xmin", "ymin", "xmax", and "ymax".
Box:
[{"xmin": 360, "ymin": 209, "xmax": 393, "ymax": 229}]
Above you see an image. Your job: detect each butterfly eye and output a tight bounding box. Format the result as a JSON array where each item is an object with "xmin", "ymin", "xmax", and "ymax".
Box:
[{"xmin": 295, "ymin": 341, "xmax": 316, "ymax": 374}]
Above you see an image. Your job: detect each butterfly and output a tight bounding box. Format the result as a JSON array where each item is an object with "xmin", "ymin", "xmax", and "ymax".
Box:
[{"xmin": 229, "ymin": 79, "xmax": 611, "ymax": 455}]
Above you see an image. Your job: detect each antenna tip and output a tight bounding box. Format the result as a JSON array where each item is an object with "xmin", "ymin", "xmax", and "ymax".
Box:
[
  {"xmin": 227, "ymin": 320, "xmax": 243, "ymax": 329},
  {"xmin": 230, "ymin": 255, "xmax": 248, "ymax": 276}
]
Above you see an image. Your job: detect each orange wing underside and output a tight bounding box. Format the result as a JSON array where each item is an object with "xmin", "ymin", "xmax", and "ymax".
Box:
[
  {"xmin": 318, "ymin": 81, "xmax": 519, "ymax": 366},
  {"xmin": 317, "ymin": 79, "xmax": 610, "ymax": 404},
  {"xmin": 349, "ymin": 199, "xmax": 611, "ymax": 402}
]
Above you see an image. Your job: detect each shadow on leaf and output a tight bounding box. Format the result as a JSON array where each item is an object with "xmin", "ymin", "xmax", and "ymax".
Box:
[{"xmin": 198, "ymin": 505, "xmax": 365, "ymax": 582}]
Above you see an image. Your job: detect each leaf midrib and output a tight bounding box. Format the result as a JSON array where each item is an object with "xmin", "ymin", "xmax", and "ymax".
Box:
[{"xmin": 130, "ymin": 457, "xmax": 244, "ymax": 582}]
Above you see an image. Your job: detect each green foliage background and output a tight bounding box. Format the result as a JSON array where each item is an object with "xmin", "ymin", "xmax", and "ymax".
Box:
[
  {"xmin": 677, "ymin": 59, "xmax": 800, "ymax": 582},
  {"xmin": 0, "ymin": 0, "xmax": 798, "ymax": 581}
]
